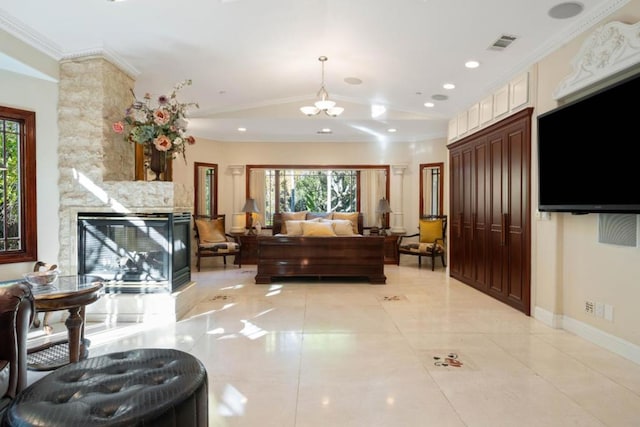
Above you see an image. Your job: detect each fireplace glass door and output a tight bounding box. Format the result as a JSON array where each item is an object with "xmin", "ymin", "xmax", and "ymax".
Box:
[{"xmin": 77, "ymin": 212, "xmax": 191, "ymax": 293}]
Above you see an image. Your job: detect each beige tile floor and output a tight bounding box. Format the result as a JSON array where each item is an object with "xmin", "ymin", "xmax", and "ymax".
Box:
[{"xmin": 29, "ymin": 263, "xmax": 640, "ymax": 426}]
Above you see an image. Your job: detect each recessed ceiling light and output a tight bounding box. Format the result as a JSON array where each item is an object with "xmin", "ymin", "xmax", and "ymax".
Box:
[
  {"xmin": 548, "ymin": 2, "xmax": 584, "ymax": 19},
  {"xmin": 344, "ymin": 77, "xmax": 363, "ymax": 85},
  {"xmin": 443, "ymin": 83, "xmax": 455, "ymax": 90},
  {"xmin": 387, "ymin": 128, "xmax": 397, "ymax": 133},
  {"xmin": 371, "ymin": 105, "xmax": 386, "ymax": 118},
  {"xmin": 237, "ymin": 127, "xmax": 247, "ymax": 132},
  {"xmin": 424, "ymin": 102, "xmax": 435, "ymax": 108},
  {"xmin": 432, "ymin": 94, "xmax": 448, "ymax": 101},
  {"xmin": 465, "ymin": 60, "xmax": 480, "ymax": 69},
  {"xmin": 317, "ymin": 128, "xmax": 332, "ymax": 134}
]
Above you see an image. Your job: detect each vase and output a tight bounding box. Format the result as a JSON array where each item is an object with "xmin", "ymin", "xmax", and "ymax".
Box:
[{"xmin": 148, "ymin": 145, "xmax": 168, "ymax": 181}]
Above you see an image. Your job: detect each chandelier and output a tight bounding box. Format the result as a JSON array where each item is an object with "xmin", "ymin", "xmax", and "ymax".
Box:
[{"xmin": 300, "ymin": 56, "xmax": 344, "ymax": 117}]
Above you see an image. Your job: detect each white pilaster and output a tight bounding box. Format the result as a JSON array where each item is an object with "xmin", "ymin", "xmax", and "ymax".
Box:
[
  {"xmin": 228, "ymin": 165, "xmax": 245, "ymax": 232},
  {"xmin": 390, "ymin": 164, "xmax": 407, "ymax": 234}
]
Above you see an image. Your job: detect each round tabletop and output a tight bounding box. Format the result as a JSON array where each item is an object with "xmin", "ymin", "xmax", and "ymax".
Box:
[{"xmin": 31, "ymin": 275, "xmax": 104, "ymax": 311}]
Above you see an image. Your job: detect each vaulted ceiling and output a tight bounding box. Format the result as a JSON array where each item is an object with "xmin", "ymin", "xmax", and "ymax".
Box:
[{"xmin": 0, "ymin": 0, "xmax": 626, "ymax": 143}]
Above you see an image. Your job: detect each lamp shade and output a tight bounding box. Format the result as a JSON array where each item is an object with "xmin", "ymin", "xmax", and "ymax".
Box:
[
  {"xmin": 241, "ymin": 198, "xmax": 259, "ymax": 213},
  {"xmin": 376, "ymin": 198, "xmax": 392, "ymax": 213}
]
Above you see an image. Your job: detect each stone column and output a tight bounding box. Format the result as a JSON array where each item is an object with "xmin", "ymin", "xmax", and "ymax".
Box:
[
  {"xmin": 390, "ymin": 164, "xmax": 407, "ymax": 234},
  {"xmin": 228, "ymin": 165, "xmax": 245, "ymax": 232},
  {"xmin": 57, "ymin": 56, "xmax": 193, "ymax": 274}
]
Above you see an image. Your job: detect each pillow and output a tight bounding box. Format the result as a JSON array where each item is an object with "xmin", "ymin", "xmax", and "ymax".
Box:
[
  {"xmin": 419, "ymin": 218, "xmax": 443, "ymax": 243},
  {"xmin": 301, "ymin": 221, "xmax": 337, "ymax": 237},
  {"xmin": 279, "ymin": 211, "xmax": 308, "ymax": 234},
  {"xmin": 195, "ymin": 218, "xmax": 226, "ymax": 243},
  {"xmin": 285, "ymin": 219, "xmax": 322, "ymax": 236},
  {"xmin": 306, "ymin": 212, "xmax": 333, "ymax": 220},
  {"xmin": 323, "ymin": 219, "xmax": 355, "ymax": 236},
  {"xmin": 332, "ymin": 212, "xmax": 359, "ymax": 234}
]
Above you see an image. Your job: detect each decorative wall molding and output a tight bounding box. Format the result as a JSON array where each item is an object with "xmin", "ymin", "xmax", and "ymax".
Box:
[
  {"xmin": 60, "ymin": 46, "xmax": 139, "ymax": 79},
  {"xmin": 554, "ymin": 20, "xmax": 640, "ymax": 99},
  {"xmin": 0, "ymin": 9, "xmax": 62, "ymax": 59}
]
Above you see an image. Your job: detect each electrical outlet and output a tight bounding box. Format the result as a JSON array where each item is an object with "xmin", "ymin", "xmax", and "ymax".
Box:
[
  {"xmin": 585, "ymin": 300, "xmax": 594, "ymax": 314},
  {"xmin": 595, "ymin": 302, "xmax": 605, "ymax": 318},
  {"xmin": 604, "ymin": 304, "xmax": 614, "ymax": 322}
]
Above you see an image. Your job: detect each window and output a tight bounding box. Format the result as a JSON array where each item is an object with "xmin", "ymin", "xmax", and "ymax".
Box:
[
  {"xmin": 246, "ymin": 165, "xmax": 389, "ymax": 228},
  {"xmin": 0, "ymin": 106, "xmax": 37, "ymax": 263}
]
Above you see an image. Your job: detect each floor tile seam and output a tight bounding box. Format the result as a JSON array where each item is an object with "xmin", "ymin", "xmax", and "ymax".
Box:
[{"xmin": 484, "ymin": 332, "xmax": 634, "ymax": 405}]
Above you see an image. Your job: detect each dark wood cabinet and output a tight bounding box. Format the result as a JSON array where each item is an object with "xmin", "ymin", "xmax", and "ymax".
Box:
[
  {"xmin": 235, "ymin": 232, "xmax": 399, "ymax": 265},
  {"xmin": 383, "ymin": 234, "xmax": 400, "ymax": 265},
  {"xmin": 448, "ymin": 108, "xmax": 532, "ymax": 315},
  {"xmin": 231, "ymin": 233, "xmax": 258, "ymax": 265}
]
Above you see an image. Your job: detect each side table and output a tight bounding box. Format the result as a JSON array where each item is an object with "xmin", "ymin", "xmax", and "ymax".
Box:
[
  {"xmin": 230, "ymin": 232, "xmax": 258, "ymax": 264},
  {"xmin": 27, "ymin": 275, "xmax": 104, "ymax": 370}
]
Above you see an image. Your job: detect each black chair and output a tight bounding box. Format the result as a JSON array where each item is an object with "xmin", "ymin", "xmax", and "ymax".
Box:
[
  {"xmin": 398, "ymin": 215, "xmax": 447, "ymax": 270},
  {"xmin": 193, "ymin": 214, "xmax": 241, "ymax": 271}
]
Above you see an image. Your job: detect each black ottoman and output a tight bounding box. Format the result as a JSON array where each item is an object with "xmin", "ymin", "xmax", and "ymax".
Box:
[{"xmin": 2, "ymin": 348, "xmax": 208, "ymax": 427}]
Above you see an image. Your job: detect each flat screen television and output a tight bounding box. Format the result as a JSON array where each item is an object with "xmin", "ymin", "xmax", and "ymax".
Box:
[{"xmin": 537, "ymin": 72, "xmax": 640, "ymax": 214}]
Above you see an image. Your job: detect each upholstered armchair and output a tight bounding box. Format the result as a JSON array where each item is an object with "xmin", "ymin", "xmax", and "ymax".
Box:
[
  {"xmin": 398, "ymin": 215, "xmax": 447, "ymax": 270},
  {"xmin": 0, "ymin": 281, "xmax": 35, "ymax": 414},
  {"xmin": 193, "ymin": 214, "xmax": 241, "ymax": 271}
]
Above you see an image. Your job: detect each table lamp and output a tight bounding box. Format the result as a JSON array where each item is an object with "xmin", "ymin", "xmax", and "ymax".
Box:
[
  {"xmin": 377, "ymin": 198, "xmax": 392, "ymax": 235},
  {"xmin": 241, "ymin": 198, "xmax": 260, "ymax": 235}
]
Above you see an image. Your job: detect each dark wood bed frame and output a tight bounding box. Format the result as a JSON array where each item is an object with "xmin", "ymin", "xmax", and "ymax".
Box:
[{"xmin": 255, "ymin": 212, "xmax": 385, "ymax": 284}]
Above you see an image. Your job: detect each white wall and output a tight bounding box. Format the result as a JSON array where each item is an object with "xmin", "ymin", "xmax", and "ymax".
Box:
[
  {"xmin": 0, "ymin": 69, "xmax": 60, "ymax": 279},
  {"xmin": 173, "ymin": 138, "xmax": 449, "ymax": 234},
  {"xmin": 532, "ymin": 1, "xmax": 640, "ymax": 353}
]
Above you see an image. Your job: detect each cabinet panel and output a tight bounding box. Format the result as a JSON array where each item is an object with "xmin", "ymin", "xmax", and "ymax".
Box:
[
  {"xmin": 448, "ymin": 118, "xmax": 458, "ymax": 141},
  {"xmin": 509, "ymin": 73, "xmax": 529, "ymax": 110},
  {"xmin": 493, "ymin": 85, "xmax": 509, "ymax": 118},
  {"xmin": 480, "ymin": 96, "xmax": 493, "ymax": 124},
  {"xmin": 472, "ymin": 140, "xmax": 488, "ymax": 289},
  {"xmin": 457, "ymin": 111, "xmax": 468, "ymax": 136},
  {"xmin": 468, "ymin": 103, "xmax": 480, "ymax": 131}
]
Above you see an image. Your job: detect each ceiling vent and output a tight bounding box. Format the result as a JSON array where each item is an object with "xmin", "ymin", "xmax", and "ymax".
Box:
[{"xmin": 489, "ymin": 34, "xmax": 518, "ymax": 51}]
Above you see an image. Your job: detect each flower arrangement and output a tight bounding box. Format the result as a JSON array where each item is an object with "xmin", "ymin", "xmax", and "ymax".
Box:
[{"xmin": 112, "ymin": 79, "xmax": 199, "ymax": 162}]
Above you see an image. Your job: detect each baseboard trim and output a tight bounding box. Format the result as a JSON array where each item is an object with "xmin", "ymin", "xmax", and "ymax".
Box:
[{"xmin": 534, "ymin": 306, "xmax": 640, "ymax": 365}]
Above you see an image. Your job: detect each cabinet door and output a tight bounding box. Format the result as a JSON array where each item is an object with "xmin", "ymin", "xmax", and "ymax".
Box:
[
  {"xmin": 449, "ymin": 148, "xmax": 463, "ymax": 277},
  {"xmin": 486, "ymin": 117, "xmax": 530, "ymax": 314},
  {"xmin": 449, "ymin": 144, "xmax": 474, "ymax": 283},
  {"xmin": 471, "ymin": 138, "xmax": 489, "ymax": 291}
]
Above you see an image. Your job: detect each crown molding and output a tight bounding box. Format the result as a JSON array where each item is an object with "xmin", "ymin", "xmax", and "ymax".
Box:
[
  {"xmin": 554, "ymin": 20, "xmax": 640, "ymax": 99},
  {"xmin": 480, "ymin": 0, "xmax": 631, "ymax": 102},
  {"xmin": 0, "ymin": 8, "xmax": 63, "ymax": 59},
  {"xmin": 0, "ymin": 8, "xmax": 139, "ymax": 78},
  {"xmin": 60, "ymin": 46, "xmax": 140, "ymax": 79}
]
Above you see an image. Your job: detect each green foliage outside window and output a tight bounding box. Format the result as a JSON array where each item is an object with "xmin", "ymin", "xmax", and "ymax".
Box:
[{"xmin": 0, "ymin": 119, "xmax": 20, "ymax": 251}]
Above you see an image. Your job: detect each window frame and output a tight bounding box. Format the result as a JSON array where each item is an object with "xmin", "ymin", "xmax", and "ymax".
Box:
[
  {"xmin": 0, "ymin": 106, "xmax": 38, "ymax": 264},
  {"xmin": 246, "ymin": 164, "xmax": 390, "ymax": 228}
]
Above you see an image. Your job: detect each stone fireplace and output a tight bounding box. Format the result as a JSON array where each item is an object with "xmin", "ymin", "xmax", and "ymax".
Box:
[{"xmin": 56, "ymin": 56, "xmax": 197, "ymax": 322}]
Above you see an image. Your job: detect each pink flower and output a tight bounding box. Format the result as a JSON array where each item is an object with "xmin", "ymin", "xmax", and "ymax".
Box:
[
  {"xmin": 153, "ymin": 135, "xmax": 172, "ymax": 151},
  {"xmin": 186, "ymin": 135, "xmax": 196, "ymax": 145},
  {"xmin": 112, "ymin": 121, "xmax": 125, "ymax": 133},
  {"xmin": 153, "ymin": 109, "xmax": 171, "ymax": 125}
]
